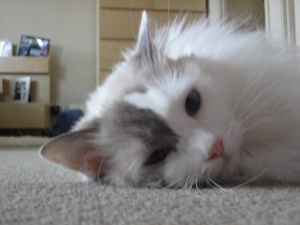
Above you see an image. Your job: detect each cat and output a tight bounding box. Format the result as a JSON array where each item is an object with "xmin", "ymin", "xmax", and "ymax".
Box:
[{"xmin": 40, "ymin": 11, "xmax": 300, "ymax": 188}]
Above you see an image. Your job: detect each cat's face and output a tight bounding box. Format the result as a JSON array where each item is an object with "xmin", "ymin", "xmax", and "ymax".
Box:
[{"xmin": 40, "ymin": 12, "xmax": 242, "ymax": 188}]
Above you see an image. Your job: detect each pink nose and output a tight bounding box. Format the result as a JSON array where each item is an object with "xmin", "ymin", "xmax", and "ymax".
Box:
[{"xmin": 207, "ymin": 138, "xmax": 224, "ymax": 160}]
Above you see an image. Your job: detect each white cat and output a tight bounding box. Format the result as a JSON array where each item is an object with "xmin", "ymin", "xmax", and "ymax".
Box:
[{"xmin": 40, "ymin": 12, "xmax": 300, "ymax": 188}]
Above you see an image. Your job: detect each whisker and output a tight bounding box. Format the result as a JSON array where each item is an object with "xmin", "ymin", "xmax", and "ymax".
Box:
[
  {"xmin": 208, "ymin": 178, "xmax": 231, "ymax": 193},
  {"xmin": 231, "ymin": 167, "xmax": 269, "ymax": 190},
  {"xmin": 97, "ymin": 151, "xmax": 110, "ymax": 183},
  {"xmin": 188, "ymin": 174, "xmax": 205, "ymax": 199},
  {"xmin": 184, "ymin": 176, "xmax": 193, "ymax": 195},
  {"xmin": 123, "ymin": 162, "xmax": 139, "ymax": 182},
  {"xmin": 237, "ymin": 68, "xmax": 267, "ymax": 118},
  {"xmin": 163, "ymin": 179, "xmax": 174, "ymax": 189},
  {"xmin": 233, "ymin": 52, "xmax": 265, "ymax": 114},
  {"xmin": 164, "ymin": 177, "xmax": 183, "ymax": 189},
  {"xmin": 233, "ymin": 67, "xmax": 262, "ymax": 114},
  {"xmin": 194, "ymin": 176, "xmax": 200, "ymax": 190},
  {"xmin": 194, "ymin": 176, "xmax": 203, "ymax": 195},
  {"xmin": 240, "ymin": 99, "xmax": 277, "ymax": 128},
  {"xmin": 188, "ymin": 175, "xmax": 194, "ymax": 191},
  {"xmin": 238, "ymin": 75, "xmax": 291, "ymax": 124},
  {"xmin": 184, "ymin": 176, "xmax": 189, "ymax": 194}
]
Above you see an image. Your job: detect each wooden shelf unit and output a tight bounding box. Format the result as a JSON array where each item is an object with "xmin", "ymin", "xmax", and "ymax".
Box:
[{"xmin": 0, "ymin": 57, "xmax": 50, "ymax": 129}]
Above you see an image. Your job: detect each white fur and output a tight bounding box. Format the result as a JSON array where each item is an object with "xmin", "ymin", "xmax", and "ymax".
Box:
[
  {"xmin": 124, "ymin": 88, "xmax": 170, "ymax": 119},
  {"xmin": 72, "ymin": 13, "xmax": 300, "ymax": 187}
]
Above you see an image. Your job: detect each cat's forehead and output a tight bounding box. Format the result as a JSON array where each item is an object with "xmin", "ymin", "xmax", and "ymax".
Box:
[{"xmin": 123, "ymin": 87, "xmax": 170, "ymax": 120}]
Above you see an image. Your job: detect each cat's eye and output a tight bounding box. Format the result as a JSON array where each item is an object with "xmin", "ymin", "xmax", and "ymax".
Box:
[
  {"xmin": 185, "ymin": 89, "xmax": 201, "ymax": 116},
  {"xmin": 144, "ymin": 148, "xmax": 170, "ymax": 165}
]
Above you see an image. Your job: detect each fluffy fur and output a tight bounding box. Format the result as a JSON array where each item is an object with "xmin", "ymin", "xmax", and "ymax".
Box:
[{"xmin": 40, "ymin": 12, "xmax": 300, "ymax": 188}]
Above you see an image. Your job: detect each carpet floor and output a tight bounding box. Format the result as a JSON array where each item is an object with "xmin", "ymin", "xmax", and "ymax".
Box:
[{"xmin": 1, "ymin": 142, "xmax": 300, "ymax": 225}]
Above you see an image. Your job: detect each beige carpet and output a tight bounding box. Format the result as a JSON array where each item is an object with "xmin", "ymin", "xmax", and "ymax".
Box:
[
  {"xmin": 1, "ymin": 141, "xmax": 300, "ymax": 225},
  {"xmin": 0, "ymin": 136, "xmax": 50, "ymax": 147}
]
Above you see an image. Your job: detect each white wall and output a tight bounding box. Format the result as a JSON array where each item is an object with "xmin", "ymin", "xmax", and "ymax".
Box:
[{"xmin": 0, "ymin": 0, "xmax": 96, "ymax": 107}]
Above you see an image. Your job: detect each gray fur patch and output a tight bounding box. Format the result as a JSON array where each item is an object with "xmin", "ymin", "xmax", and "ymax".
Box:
[{"xmin": 115, "ymin": 103, "xmax": 179, "ymax": 149}]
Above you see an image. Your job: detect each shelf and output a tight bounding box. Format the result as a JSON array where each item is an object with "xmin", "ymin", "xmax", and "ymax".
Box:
[
  {"xmin": 0, "ymin": 57, "xmax": 50, "ymax": 74},
  {"xmin": 0, "ymin": 57, "xmax": 51, "ymax": 129},
  {"xmin": 0, "ymin": 102, "xmax": 50, "ymax": 129}
]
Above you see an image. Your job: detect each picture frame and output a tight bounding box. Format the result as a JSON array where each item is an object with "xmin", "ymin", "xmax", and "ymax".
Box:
[
  {"xmin": 0, "ymin": 39, "xmax": 13, "ymax": 57},
  {"xmin": 10, "ymin": 76, "xmax": 31, "ymax": 103},
  {"xmin": 18, "ymin": 35, "xmax": 50, "ymax": 57}
]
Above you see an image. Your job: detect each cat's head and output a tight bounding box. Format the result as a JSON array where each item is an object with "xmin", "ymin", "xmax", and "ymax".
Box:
[{"xmin": 40, "ymin": 12, "xmax": 243, "ymax": 188}]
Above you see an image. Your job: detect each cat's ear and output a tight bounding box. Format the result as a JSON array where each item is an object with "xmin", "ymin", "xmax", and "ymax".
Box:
[
  {"xmin": 134, "ymin": 11, "xmax": 155, "ymax": 64},
  {"xmin": 40, "ymin": 128, "xmax": 106, "ymax": 179}
]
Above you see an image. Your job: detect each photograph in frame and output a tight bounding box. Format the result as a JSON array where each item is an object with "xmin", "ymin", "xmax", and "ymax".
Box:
[
  {"xmin": 10, "ymin": 76, "xmax": 31, "ymax": 103},
  {"xmin": 0, "ymin": 39, "xmax": 13, "ymax": 57},
  {"xmin": 18, "ymin": 35, "xmax": 50, "ymax": 57}
]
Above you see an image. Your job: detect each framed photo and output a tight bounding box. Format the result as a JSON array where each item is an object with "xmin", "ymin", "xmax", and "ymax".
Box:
[
  {"xmin": 0, "ymin": 39, "xmax": 13, "ymax": 57},
  {"xmin": 18, "ymin": 35, "xmax": 50, "ymax": 57},
  {"xmin": 10, "ymin": 76, "xmax": 31, "ymax": 103}
]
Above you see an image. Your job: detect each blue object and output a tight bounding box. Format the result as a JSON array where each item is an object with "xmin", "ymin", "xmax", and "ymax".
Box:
[{"xmin": 42, "ymin": 109, "xmax": 83, "ymax": 137}]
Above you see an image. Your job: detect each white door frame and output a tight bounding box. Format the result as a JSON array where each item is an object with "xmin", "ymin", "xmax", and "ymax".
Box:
[
  {"xmin": 264, "ymin": 0, "xmax": 295, "ymax": 45},
  {"xmin": 294, "ymin": 0, "xmax": 300, "ymax": 46},
  {"xmin": 208, "ymin": 0, "xmax": 229, "ymax": 22}
]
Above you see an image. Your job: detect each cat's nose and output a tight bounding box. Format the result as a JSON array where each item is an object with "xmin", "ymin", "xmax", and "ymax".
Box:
[{"xmin": 207, "ymin": 138, "xmax": 224, "ymax": 160}]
